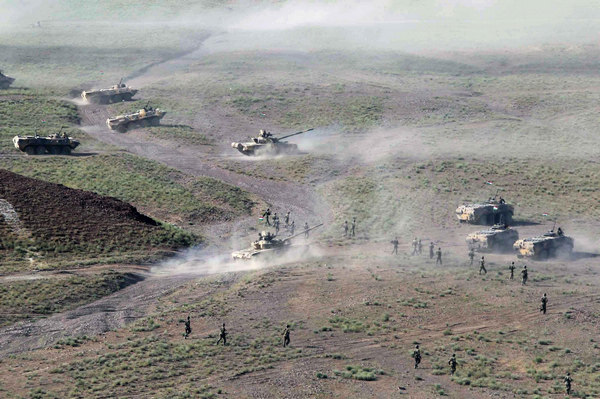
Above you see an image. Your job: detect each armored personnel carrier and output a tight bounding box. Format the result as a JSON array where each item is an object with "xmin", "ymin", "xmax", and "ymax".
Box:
[
  {"xmin": 232, "ymin": 223, "xmax": 323, "ymax": 260},
  {"xmin": 13, "ymin": 130, "xmax": 79, "ymax": 155},
  {"xmin": 81, "ymin": 79, "xmax": 137, "ymax": 104},
  {"xmin": 0, "ymin": 70, "xmax": 15, "ymax": 89},
  {"xmin": 466, "ymin": 224, "xmax": 519, "ymax": 252},
  {"xmin": 232, "ymin": 128, "xmax": 314, "ymax": 156},
  {"xmin": 456, "ymin": 197, "xmax": 513, "ymax": 225},
  {"xmin": 513, "ymin": 228, "xmax": 573, "ymax": 259},
  {"xmin": 106, "ymin": 104, "xmax": 166, "ymax": 133}
]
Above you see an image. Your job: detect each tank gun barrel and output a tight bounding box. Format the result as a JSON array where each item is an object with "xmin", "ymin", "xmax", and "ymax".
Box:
[
  {"xmin": 277, "ymin": 128, "xmax": 314, "ymax": 141},
  {"xmin": 282, "ymin": 223, "xmax": 323, "ymax": 242}
]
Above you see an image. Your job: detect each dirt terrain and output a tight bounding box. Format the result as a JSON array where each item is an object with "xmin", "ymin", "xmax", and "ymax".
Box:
[{"xmin": 2, "ymin": 2, "xmax": 600, "ymax": 398}]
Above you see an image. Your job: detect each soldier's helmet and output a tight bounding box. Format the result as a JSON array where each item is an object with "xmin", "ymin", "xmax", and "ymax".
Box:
[
  {"xmin": 286, "ymin": 324, "xmax": 290, "ymax": 328},
  {"xmin": 523, "ymin": 265, "xmax": 527, "ymax": 268}
]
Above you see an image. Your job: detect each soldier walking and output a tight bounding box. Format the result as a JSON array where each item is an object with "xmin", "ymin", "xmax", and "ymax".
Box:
[
  {"xmin": 448, "ymin": 353, "xmax": 457, "ymax": 375},
  {"xmin": 284, "ymin": 211, "xmax": 291, "ymax": 227},
  {"xmin": 411, "ymin": 238, "xmax": 418, "ymax": 255},
  {"xmin": 435, "ymin": 247, "xmax": 442, "ymax": 265},
  {"xmin": 304, "ymin": 222, "xmax": 310, "ymax": 238},
  {"xmin": 509, "ymin": 262, "xmax": 516, "ymax": 280},
  {"xmin": 351, "ymin": 218, "xmax": 356, "ymax": 237},
  {"xmin": 216, "ymin": 323, "xmax": 228, "ymax": 346},
  {"xmin": 343, "ymin": 220, "xmax": 348, "ymax": 237},
  {"xmin": 429, "ymin": 242, "xmax": 435, "ymax": 259},
  {"xmin": 521, "ymin": 265, "xmax": 528, "ymax": 285},
  {"xmin": 262, "ymin": 208, "xmax": 272, "ymax": 226},
  {"xmin": 564, "ymin": 372, "xmax": 573, "ymax": 395},
  {"xmin": 183, "ymin": 315, "xmax": 191, "ymax": 339},
  {"xmin": 391, "ymin": 237, "xmax": 399, "ymax": 255},
  {"xmin": 282, "ymin": 324, "xmax": 291, "ymax": 347},
  {"xmin": 274, "ymin": 215, "xmax": 280, "ymax": 235},
  {"xmin": 479, "ymin": 256, "xmax": 487, "ymax": 275},
  {"xmin": 289, "ymin": 220, "xmax": 295, "ymax": 235},
  {"xmin": 418, "ymin": 239, "xmax": 423, "ymax": 255},
  {"xmin": 468, "ymin": 249, "xmax": 475, "ymax": 266},
  {"xmin": 540, "ymin": 293, "xmax": 548, "ymax": 314},
  {"xmin": 413, "ymin": 345, "xmax": 422, "ymax": 369}
]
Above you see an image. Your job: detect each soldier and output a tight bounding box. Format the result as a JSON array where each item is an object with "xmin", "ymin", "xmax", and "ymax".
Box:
[
  {"xmin": 448, "ymin": 353, "xmax": 457, "ymax": 375},
  {"xmin": 564, "ymin": 372, "xmax": 573, "ymax": 395},
  {"xmin": 284, "ymin": 211, "xmax": 291, "ymax": 227},
  {"xmin": 351, "ymin": 218, "xmax": 356, "ymax": 237},
  {"xmin": 540, "ymin": 293, "xmax": 548, "ymax": 314},
  {"xmin": 479, "ymin": 256, "xmax": 487, "ymax": 275},
  {"xmin": 274, "ymin": 214, "xmax": 280, "ymax": 235},
  {"xmin": 289, "ymin": 220, "xmax": 295, "ymax": 236},
  {"xmin": 468, "ymin": 249, "xmax": 475, "ymax": 266},
  {"xmin": 557, "ymin": 227, "xmax": 564, "ymax": 236},
  {"xmin": 435, "ymin": 247, "xmax": 442, "ymax": 265},
  {"xmin": 521, "ymin": 265, "xmax": 528, "ymax": 285},
  {"xmin": 304, "ymin": 222, "xmax": 310, "ymax": 238},
  {"xmin": 183, "ymin": 315, "xmax": 191, "ymax": 339},
  {"xmin": 391, "ymin": 237, "xmax": 399, "ymax": 255},
  {"xmin": 344, "ymin": 220, "xmax": 348, "ymax": 237},
  {"xmin": 413, "ymin": 345, "xmax": 422, "ymax": 369},
  {"xmin": 418, "ymin": 239, "xmax": 423, "ymax": 255},
  {"xmin": 411, "ymin": 238, "xmax": 418, "ymax": 255},
  {"xmin": 429, "ymin": 242, "xmax": 435, "ymax": 259},
  {"xmin": 509, "ymin": 261, "xmax": 516, "ymax": 280},
  {"xmin": 262, "ymin": 208, "xmax": 272, "ymax": 226},
  {"xmin": 216, "ymin": 323, "xmax": 228, "ymax": 346},
  {"xmin": 282, "ymin": 324, "xmax": 291, "ymax": 347}
]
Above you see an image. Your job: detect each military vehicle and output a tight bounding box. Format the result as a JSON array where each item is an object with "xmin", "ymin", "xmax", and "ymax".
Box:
[
  {"xmin": 0, "ymin": 70, "xmax": 15, "ymax": 89},
  {"xmin": 81, "ymin": 79, "xmax": 137, "ymax": 104},
  {"xmin": 231, "ymin": 128, "xmax": 314, "ymax": 156},
  {"xmin": 456, "ymin": 196, "xmax": 513, "ymax": 225},
  {"xmin": 106, "ymin": 103, "xmax": 166, "ymax": 133},
  {"xmin": 466, "ymin": 224, "xmax": 519, "ymax": 252},
  {"xmin": 513, "ymin": 227, "xmax": 573, "ymax": 259},
  {"xmin": 13, "ymin": 129, "xmax": 80, "ymax": 155},
  {"xmin": 232, "ymin": 223, "xmax": 323, "ymax": 260}
]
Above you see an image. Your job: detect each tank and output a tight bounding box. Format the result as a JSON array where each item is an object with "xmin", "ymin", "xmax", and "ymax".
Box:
[
  {"xmin": 81, "ymin": 79, "xmax": 138, "ymax": 104},
  {"xmin": 232, "ymin": 223, "xmax": 323, "ymax": 260},
  {"xmin": 456, "ymin": 196, "xmax": 513, "ymax": 225},
  {"xmin": 13, "ymin": 130, "xmax": 80, "ymax": 155},
  {"xmin": 232, "ymin": 128, "xmax": 314, "ymax": 156},
  {"xmin": 466, "ymin": 224, "xmax": 519, "ymax": 252},
  {"xmin": 106, "ymin": 104, "xmax": 166, "ymax": 133},
  {"xmin": 513, "ymin": 228, "xmax": 573, "ymax": 259},
  {"xmin": 0, "ymin": 70, "xmax": 15, "ymax": 89}
]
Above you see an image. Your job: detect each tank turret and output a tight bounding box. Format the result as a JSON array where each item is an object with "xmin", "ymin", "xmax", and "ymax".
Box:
[{"xmin": 232, "ymin": 128, "xmax": 314, "ymax": 156}]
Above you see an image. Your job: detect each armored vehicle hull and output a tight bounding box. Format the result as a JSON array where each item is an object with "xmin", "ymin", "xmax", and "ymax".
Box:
[
  {"xmin": 232, "ymin": 223, "xmax": 323, "ymax": 260},
  {"xmin": 456, "ymin": 202, "xmax": 513, "ymax": 225},
  {"xmin": 13, "ymin": 134, "xmax": 79, "ymax": 155},
  {"xmin": 513, "ymin": 232, "xmax": 573, "ymax": 259},
  {"xmin": 0, "ymin": 72, "xmax": 15, "ymax": 89},
  {"xmin": 106, "ymin": 107, "xmax": 165, "ymax": 133},
  {"xmin": 232, "ymin": 128, "xmax": 313, "ymax": 156},
  {"xmin": 81, "ymin": 81, "xmax": 137, "ymax": 104},
  {"xmin": 466, "ymin": 225, "xmax": 519, "ymax": 252}
]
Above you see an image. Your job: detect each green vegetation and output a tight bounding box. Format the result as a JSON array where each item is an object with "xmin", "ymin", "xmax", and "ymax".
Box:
[
  {"xmin": 333, "ymin": 365, "xmax": 385, "ymax": 381},
  {"xmin": 0, "ymin": 272, "xmax": 139, "ymax": 327}
]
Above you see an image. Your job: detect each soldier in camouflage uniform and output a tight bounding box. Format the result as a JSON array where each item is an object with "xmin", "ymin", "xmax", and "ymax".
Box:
[
  {"xmin": 468, "ymin": 249, "xmax": 475, "ymax": 266},
  {"xmin": 351, "ymin": 218, "xmax": 356, "ymax": 237},
  {"xmin": 448, "ymin": 353, "xmax": 457, "ymax": 375},
  {"xmin": 429, "ymin": 242, "xmax": 435, "ymax": 259},
  {"xmin": 418, "ymin": 239, "xmax": 423, "ymax": 255},
  {"xmin": 344, "ymin": 221, "xmax": 348, "ymax": 237},
  {"xmin": 184, "ymin": 315, "xmax": 191, "ymax": 339},
  {"xmin": 540, "ymin": 293, "xmax": 548, "ymax": 314},
  {"xmin": 508, "ymin": 262, "xmax": 516, "ymax": 280},
  {"xmin": 413, "ymin": 345, "xmax": 422, "ymax": 369},
  {"xmin": 411, "ymin": 238, "xmax": 418, "ymax": 256},
  {"xmin": 479, "ymin": 256, "xmax": 487, "ymax": 275},
  {"xmin": 521, "ymin": 265, "xmax": 528, "ymax": 285},
  {"xmin": 435, "ymin": 248, "xmax": 442, "ymax": 265},
  {"xmin": 262, "ymin": 208, "xmax": 272, "ymax": 226},
  {"xmin": 564, "ymin": 372, "xmax": 572, "ymax": 395},
  {"xmin": 282, "ymin": 324, "xmax": 291, "ymax": 347},
  {"xmin": 391, "ymin": 237, "xmax": 399, "ymax": 255},
  {"xmin": 216, "ymin": 323, "xmax": 228, "ymax": 346}
]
